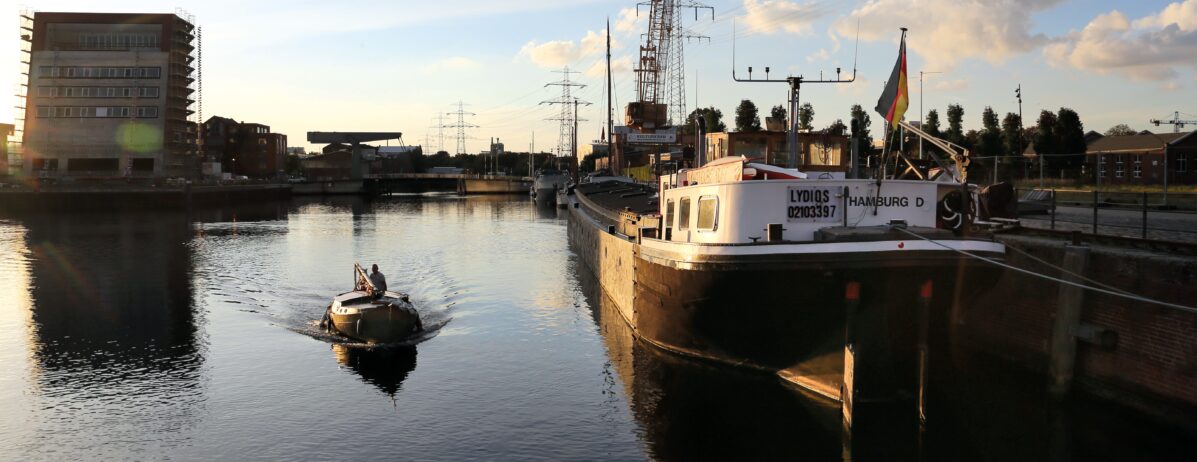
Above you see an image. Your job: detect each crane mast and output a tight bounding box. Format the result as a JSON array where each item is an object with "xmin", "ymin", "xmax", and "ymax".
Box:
[{"xmin": 627, "ymin": 0, "xmax": 674, "ymax": 130}]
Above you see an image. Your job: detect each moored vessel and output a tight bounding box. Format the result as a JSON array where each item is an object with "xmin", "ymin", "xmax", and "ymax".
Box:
[{"xmin": 568, "ymin": 152, "xmax": 1005, "ymax": 402}]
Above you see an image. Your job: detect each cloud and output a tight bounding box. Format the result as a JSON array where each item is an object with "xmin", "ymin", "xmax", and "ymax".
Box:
[
  {"xmin": 1044, "ymin": 0, "xmax": 1197, "ymax": 85},
  {"xmin": 836, "ymin": 74, "xmax": 872, "ymax": 97},
  {"xmin": 419, "ymin": 56, "xmax": 480, "ymax": 74},
  {"xmin": 741, "ymin": 0, "xmax": 827, "ymax": 35},
  {"xmin": 586, "ymin": 56, "xmax": 633, "ymax": 77},
  {"xmin": 807, "ymin": 48, "xmax": 830, "ymax": 62},
  {"xmin": 520, "ymin": 29, "xmax": 614, "ymax": 69},
  {"xmin": 615, "ymin": 7, "xmax": 643, "ymax": 33},
  {"xmin": 834, "ymin": 0, "xmax": 1063, "ymax": 70},
  {"xmin": 930, "ymin": 78, "xmax": 968, "ymax": 92}
]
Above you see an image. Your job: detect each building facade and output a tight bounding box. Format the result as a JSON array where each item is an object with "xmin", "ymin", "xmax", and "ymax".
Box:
[
  {"xmin": 22, "ymin": 12, "xmax": 197, "ymax": 179},
  {"xmin": 1087, "ymin": 132, "xmax": 1197, "ymax": 185},
  {"xmin": 704, "ymin": 131, "xmax": 850, "ymax": 172},
  {"xmin": 0, "ymin": 123, "xmax": 12, "ymax": 176},
  {"xmin": 202, "ymin": 116, "xmax": 288, "ymax": 178}
]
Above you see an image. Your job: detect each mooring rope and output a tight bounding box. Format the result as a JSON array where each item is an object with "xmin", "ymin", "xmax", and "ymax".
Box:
[
  {"xmin": 1000, "ymin": 241, "xmax": 1135, "ymax": 297},
  {"xmin": 892, "ymin": 227, "xmax": 1197, "ymax": 315}
]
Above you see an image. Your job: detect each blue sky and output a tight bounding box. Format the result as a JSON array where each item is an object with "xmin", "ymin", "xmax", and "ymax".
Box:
[{"xmin": 3, "ymin": 0, "xmax": 1196, "ymax": 154}]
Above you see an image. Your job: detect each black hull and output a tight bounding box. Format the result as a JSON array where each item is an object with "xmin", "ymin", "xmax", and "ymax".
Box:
[{"xmin": 567, "ymin": 196, "xmax": 1003, "ymax": 401}]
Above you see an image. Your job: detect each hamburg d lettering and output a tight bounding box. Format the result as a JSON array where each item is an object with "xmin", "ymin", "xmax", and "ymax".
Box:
[{"xmin": 846, "ymin": 195, "xmax": 911, "ymax": 208}]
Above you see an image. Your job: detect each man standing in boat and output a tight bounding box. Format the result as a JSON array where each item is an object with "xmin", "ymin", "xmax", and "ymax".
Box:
[{"xmin": 369, "ymin": 264, "xmax": 388, "ymax": 296}]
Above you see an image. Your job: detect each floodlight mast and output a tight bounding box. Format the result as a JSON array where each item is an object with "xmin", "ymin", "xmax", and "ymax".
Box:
[{"xmin": 732, "ymin": 19, "xmax": 860, "ymax": 170}]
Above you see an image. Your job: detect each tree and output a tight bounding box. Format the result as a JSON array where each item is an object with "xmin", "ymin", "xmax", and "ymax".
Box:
[
  {"xmin": 1033, "ymin": 110, "xmax": 1059, "ymax": 156},
  {"xmin": 1104, "ymin": 124, "xmax": 1136, "ymax": 136},
  {"xmin": 849, "ymin": 104, "xmax": 873, "ymax": 172},
  {"xmin": 923, "ymin": 109, "xmax": 941, "ymax": 139},
  {"xmin": 734, "ymin": 99, "xmax": 761, "ymax": 132},
  {"xmin": 770, "ymin": 105, "xmax": 787, "ymax": 122},
  {"xmin": 1000, "ymin": 112, "xmax": 1026, "ymax": 180},
  {"xmin": 1055, "ymin": 107, "xmax": 1087, "ymax": 174},
  {"xmin": 798, "ymin": 103, "xmax": 815, "ymax": 131},
  {"xmin": 683, "ymin": 107, "xmax": 727, "ymax": 135},
  {"xmin": 946, "ymin": 104, "xmax": 965, "ymax": 146},
  {"xmin": 977, "ymin": 107, "xmax": 1003, "ymax": 158},
  {"xmin": 826, "ymin": 119, "xmax": 847, "ymax": 136},
  {"xmin": 1001, "ymin": 112, "xmax": 1025, "ymax": 156}
]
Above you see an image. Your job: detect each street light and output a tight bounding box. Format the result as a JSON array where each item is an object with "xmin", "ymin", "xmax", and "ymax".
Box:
[{"xmin": 919, "ymin": 71, "xmax": 942, "ymax": 160}]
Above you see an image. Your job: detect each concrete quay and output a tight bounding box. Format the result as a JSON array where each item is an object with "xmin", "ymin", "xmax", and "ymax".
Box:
[{"xmin": 0, "ymin": 183, "xmax": 291, "ymax": 212}]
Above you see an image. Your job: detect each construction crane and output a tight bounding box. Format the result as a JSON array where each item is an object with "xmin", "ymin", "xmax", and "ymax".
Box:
[
  {"xmin": 626, "ymin": 0, "xmax": 673, "ymax": 130},
  {"xmin": 1150, "ymin": 112, "xmax": 1197, "ymax": 133}
]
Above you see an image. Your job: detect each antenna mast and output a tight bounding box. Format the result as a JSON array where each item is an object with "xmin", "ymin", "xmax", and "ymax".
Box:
[{"xmin": 732, "ymin": 19, "xmax": 859, "ymax": 170}]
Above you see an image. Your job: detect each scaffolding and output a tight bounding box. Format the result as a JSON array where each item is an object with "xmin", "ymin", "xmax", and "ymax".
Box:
[{"xmin": 10, "ymin": 8, "xmax": 33, "ymax": 174}]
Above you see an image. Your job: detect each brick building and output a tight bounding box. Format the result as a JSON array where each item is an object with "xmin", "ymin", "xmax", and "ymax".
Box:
[
  {"xmin": 1087, "ymin": 131, "xmax": 1197, "ymax": 185},
  {"xmin": 22, "ymin": 12, "xmax": 197, "ymax": 178},
  {"xmin": 202, "ymin": 116, "xmax": 287, "ymax": 178},
  {"xmin": 704, "ymin": 130, "xmax": 850, "ymax": 172}
]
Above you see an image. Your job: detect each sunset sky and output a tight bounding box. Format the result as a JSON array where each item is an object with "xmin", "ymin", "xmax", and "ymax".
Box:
[{"xmin": 3, "ymin": 0, "xmax": 1196, "ymax": 154}]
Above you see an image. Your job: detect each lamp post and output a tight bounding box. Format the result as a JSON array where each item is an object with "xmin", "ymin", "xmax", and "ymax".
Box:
[{"xmin": 919, "ymin": 71, "xmax": 941, "ymax": 160}]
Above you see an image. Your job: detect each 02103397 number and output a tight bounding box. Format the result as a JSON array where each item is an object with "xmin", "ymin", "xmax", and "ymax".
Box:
[{"xmin": 787, "ymin": 204, "xmax": 837, "ymax": 220}]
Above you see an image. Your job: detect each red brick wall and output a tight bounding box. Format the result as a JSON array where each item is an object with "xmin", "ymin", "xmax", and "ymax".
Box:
[{"xmin": 958, "ymin": 234, "xmax": 1197, "ymax": 414}]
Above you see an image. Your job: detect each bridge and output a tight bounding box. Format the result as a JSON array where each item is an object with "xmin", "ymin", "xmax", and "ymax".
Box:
[{"xmin": 294, "ymin": 173, "xmax": 533, "ymax": 196}]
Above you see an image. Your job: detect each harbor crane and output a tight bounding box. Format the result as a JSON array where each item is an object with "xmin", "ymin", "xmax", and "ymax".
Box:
[
  {"xmin": 626, "ymin": 0, "xmax": 674, "ymax": 130},
  {"xmin": 1150, "ymin": 112, "xmax": 1196, "ymax": 133}
]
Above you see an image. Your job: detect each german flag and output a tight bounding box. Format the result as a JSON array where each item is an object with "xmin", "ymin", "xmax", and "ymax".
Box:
[{"xmin": 875, "ymin": 28, "xmax": 909, "ymax": 130}]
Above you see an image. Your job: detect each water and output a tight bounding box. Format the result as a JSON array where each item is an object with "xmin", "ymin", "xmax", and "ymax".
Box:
[{"xmin": 0, "ymin": 194, "xmax": 1192, "ymax": 461}]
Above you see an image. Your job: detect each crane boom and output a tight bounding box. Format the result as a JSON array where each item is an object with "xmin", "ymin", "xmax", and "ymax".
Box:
[{"xmin": 896, "ymin": 120, "xmax": 970, "ymax": 183}]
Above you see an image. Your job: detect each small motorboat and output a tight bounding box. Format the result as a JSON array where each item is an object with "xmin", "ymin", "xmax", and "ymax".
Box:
[{"xmin": 321, "ymin": 264, "xmax": 422, "ymax": 343}]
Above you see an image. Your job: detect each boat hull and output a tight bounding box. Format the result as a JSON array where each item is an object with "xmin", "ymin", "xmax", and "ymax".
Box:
[
  {"xmin": 567, "ymin": 194, "xmax": 1003, "ymax": 401},
  {"xmin": 328, "ymin": 297, "xmax": 422, "ymax": 343}
]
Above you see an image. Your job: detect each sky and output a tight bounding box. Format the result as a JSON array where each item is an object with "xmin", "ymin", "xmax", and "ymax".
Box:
[{"xmin": 3, "ymin": 0, "xmax": 1197, "ymax": 155}]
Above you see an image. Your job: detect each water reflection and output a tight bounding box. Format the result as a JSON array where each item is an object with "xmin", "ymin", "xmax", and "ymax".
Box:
[
  {"xmin": 18, "ymin": 210, "xmax": 205, "ymax": 455},
  {"xmin": 578, "ymin": 266, "xmax": 845, "ymax": 461},
  {"xmin": 330, "ymin": 344, "xmax": 418, "ymax": 399}
]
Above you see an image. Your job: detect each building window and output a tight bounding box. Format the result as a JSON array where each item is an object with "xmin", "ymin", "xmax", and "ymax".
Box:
[
  {"xmin": 1133, "ymin": 156, "xmax": 1142, "ymax": 178},
  {"xmin": 38, "ymin": 66, "xmax": 162, "ymax": 79},
  {"xmin": 697, "ymin": 195, "xmax": 719, "ymax": 231},
  {"xmin": 1179, "ymin": 155, "xmax": 1187, "ymax": 173},
  {"xmin": 678, "ymin": 197, "xmax": 691, "ymax": 230},
  {"xmin": 1115, "ymin": 156, "xmax": 1124, "ymax": 178}
]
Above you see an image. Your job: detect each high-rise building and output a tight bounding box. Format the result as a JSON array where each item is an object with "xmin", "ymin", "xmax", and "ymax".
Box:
[{"xmin": 22, "ymin": 12, "xmax": 197, "ymax": 179}]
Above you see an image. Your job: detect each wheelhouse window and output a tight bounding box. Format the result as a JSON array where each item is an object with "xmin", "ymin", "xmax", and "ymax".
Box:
[
  {"xmin": 678, "ymin": 197, "xmax": 691, "ymax": 230},
  {"xmin": 665, "ymin": 199, "xmax": 675, "ymax": 228},
  {"xmin": 696, "ymin": 195, "xmax": 718, "ymax": 231}
]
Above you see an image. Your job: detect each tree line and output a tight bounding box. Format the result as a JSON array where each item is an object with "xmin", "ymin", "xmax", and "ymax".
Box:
[{"xmin": 682, "ymin": 98, "xmax": 1112, "ymax": 181}]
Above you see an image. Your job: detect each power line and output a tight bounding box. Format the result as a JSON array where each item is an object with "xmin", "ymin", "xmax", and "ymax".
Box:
[
  {"xmin": 541, "ymin": 67, "xmax": 592, "ymax": 158},
  {"xmin": 445, "ymin": 101, "xmax": 478, "ymax": 155}
]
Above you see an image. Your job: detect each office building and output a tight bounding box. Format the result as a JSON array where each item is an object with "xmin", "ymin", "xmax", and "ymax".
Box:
[{"xmin": 22, "ymin": 12, "xmax": 197, "ymax": 178}]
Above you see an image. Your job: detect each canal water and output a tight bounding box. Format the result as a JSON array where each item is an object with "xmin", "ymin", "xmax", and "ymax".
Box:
[{"xmin": 0, "ymin": 194, "xmax": 1192, "ymax": 461}]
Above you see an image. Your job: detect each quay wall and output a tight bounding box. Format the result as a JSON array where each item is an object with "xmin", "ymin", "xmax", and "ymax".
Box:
[
  {"xmin": 0, "ymin": 185, "xmax": 291, "ymax": 212},
  {"xmin": 958, "ymin": 233, "xmax": 1197, "ymax": 426}
]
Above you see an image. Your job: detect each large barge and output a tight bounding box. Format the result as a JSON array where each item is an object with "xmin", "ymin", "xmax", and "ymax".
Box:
[{"xmin": 567, "ymin": 155, "xmax": 1005, "ymax": 404}]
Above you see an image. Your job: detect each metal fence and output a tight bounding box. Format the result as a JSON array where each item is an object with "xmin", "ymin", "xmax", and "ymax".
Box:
[{"xmin": 1016, "ymin": 188, "xmax": 1197, "ymax": 242}]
